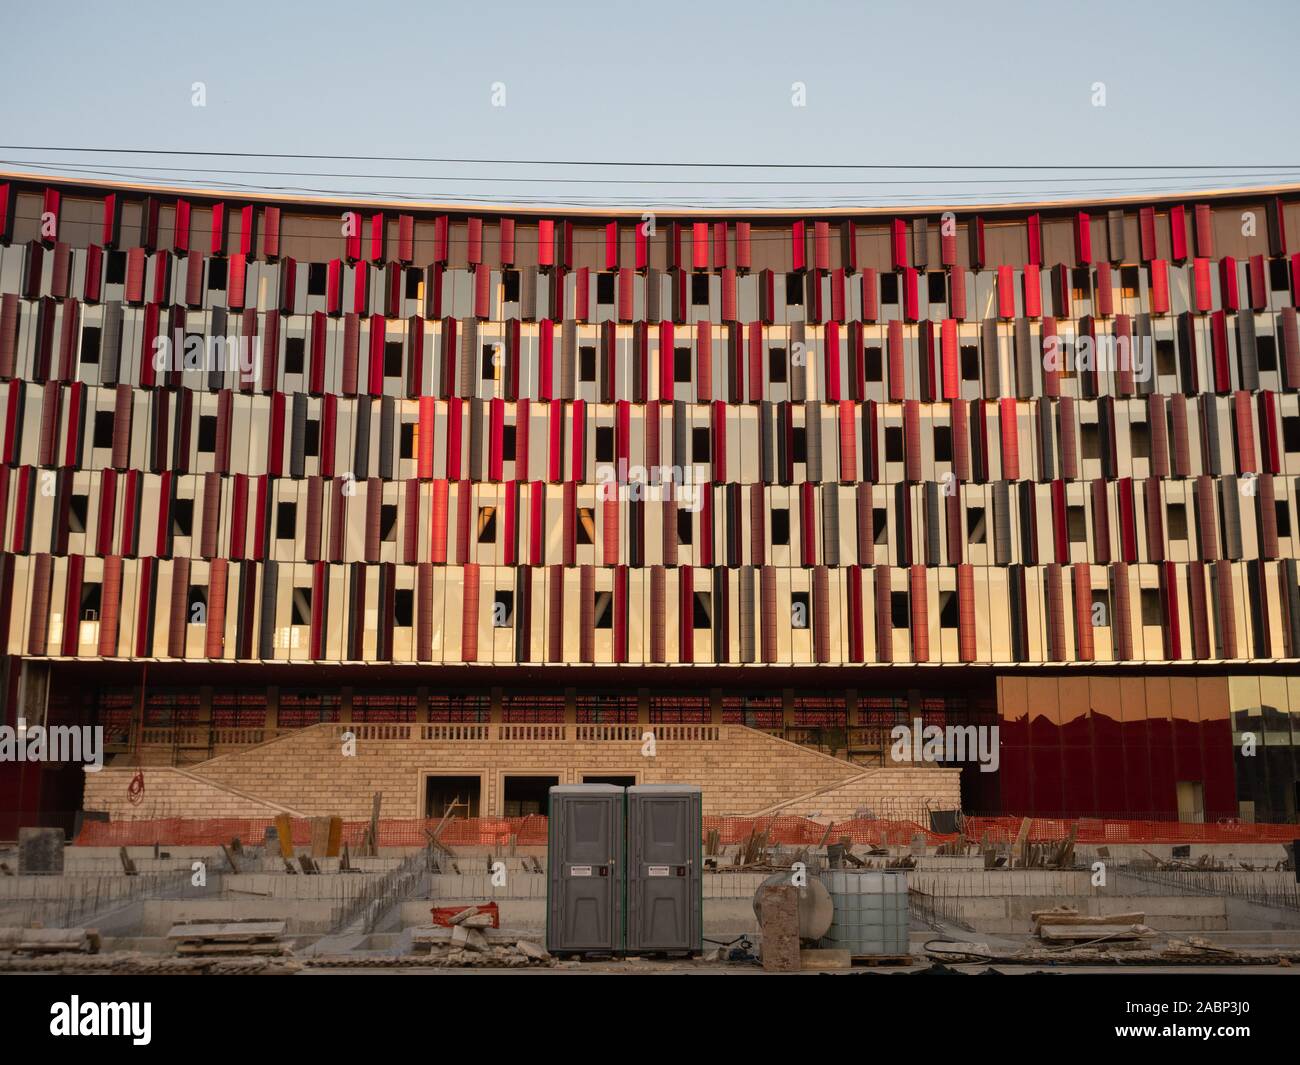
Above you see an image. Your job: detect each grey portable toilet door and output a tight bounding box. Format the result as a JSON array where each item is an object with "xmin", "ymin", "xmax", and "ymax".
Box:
[
  {"xmin": 628, "ymin": 788, "xmax": 701, "ymax": 953},
  {"xmin": 550, "ymin": 790, "xmax": 623, "ymax": 952}
]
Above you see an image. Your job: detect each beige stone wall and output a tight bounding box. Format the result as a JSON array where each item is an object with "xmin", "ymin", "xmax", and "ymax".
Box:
[
  {"xmin": 82, "ymin": 722, "xmax": 961, "ymax": 822},
  {"xmin": 84, "ymin": 768, "xmax": 297, "ymax": 820}
]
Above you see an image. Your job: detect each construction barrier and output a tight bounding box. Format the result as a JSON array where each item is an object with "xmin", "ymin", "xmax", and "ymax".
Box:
[
  {"xmin": 74, "ymin": 816, "xmax": 548, "ymax": 849},
  {"xmin": 73, "ymin": 814, "xmax": 1299, "ymax": 849},
  {"xmin": 961, "ymin": 816, "xmax": 1300, "ymax": 846},
  {"xmin": 431, "ymin": 902, "xmax": 500, "ymax": 928}
]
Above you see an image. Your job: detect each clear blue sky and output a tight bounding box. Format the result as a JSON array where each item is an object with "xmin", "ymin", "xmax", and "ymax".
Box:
[{"xmin": 2, "ymin": 0, "xmax": 1297, "ymax": 208}]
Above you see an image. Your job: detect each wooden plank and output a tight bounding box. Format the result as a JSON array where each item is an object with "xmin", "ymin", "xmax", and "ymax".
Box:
[
  {"xmin": 1010, "ymin": 817, "xmax": 1032, "ymax": 867},
  {"xmin": 309, "ymin": 817, "xmax": 331, "ymax": 858},
  {"xmin": 1038, "ymin": 924, "xmax": 1155, "ymax": 941},
  {"xmin": 274, "ymin": 813, "xmax": 294, "ymax": 859},
  {"xmin": 365, "ymin": 792, "xmax": 383, "ymax": 857}
]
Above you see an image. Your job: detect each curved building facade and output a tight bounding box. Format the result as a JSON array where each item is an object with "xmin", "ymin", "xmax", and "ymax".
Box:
[{"xmin": 1, "ymin": 174, "xmax": 1299, "ymax": 831}]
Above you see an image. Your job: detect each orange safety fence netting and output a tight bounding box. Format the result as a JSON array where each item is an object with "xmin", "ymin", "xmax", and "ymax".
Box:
[
  {"xmin": 73, "ymin": 814, "xmax": 1299, "ymax": 849},
  {"xmin": 703, "ymin": 816, "xmax": 955, "ymax": 847},
  {"xmin": 74, "ymin": 816, "xmax": 549, "ymax": 849},
  {"xmin": 961, "ymin": 817, "xmax": 1300, "ymax": 845}
]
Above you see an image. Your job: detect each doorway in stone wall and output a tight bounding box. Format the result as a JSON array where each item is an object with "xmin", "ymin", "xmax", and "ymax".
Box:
[
  {"xmin": 503, "ymin": 775, "xmax": 559, "ymax": 816},
  {"xmin": 424, "ymin": 775, "xmax": 481, "ymax": 819}
]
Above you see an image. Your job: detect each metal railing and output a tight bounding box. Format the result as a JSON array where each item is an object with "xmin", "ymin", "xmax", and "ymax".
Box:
[{"xmin": 1116, "ymin": 867, "xmax": 1300, "ymax": 912}]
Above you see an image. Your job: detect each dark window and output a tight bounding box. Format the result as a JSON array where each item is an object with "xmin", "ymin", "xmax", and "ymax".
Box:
[
  {"xmin": 1276, "ymin": 499, "xmax": 1292, "ymax": 538},
  {"xmin": 771, "ymin": 508, "xmax": 790, "ymax": 546},
  {"xmin": 502, "ymin": 424, "xmax": 516, "ymax": 462},
  {"xmin": 481, "ymin": 343, "xmax": 497, "ymax": 379},
  {"xmin": 68, "ymin": 494, "xmax": 88, "ymax": 534},
  {"xmin": 885, "ymin": 426, "xmax": 904, "ymax": 462},
  {"xmin": 1269, "ymin": 257, "xmax": 1290, "ymax": 292},
  {"xmin": 692, "ymin": 591, "xmax": 712, "ymax": 629},
  {"xmin": 791, "ymin": 591, "xmax": 810, "ymax": 628},
  {"xmin": 792, "ymin": 427, "xmax": 806, "ymax": 463},
  {"xmin": 1167, "ymin": 503, "xmax": 1188, "ymax": 540},
  {"xmin": 1067, "ymin": 505, "xmax": 1087, "ymax": 542},
  {"xmin": 933, "ymin": 425, "xmax": 952, "ymax": 463},
  {"xmin": 276, "ymin": 501, "xmax": 296, "ymax": 540},
  {"xmin": 927, "ymin": 271, "xmax": 946, "ymax": 304},
  {"xmin": 960, "ymin": 345, "xmax": 979, "ymax": 381},
  {"xmin": 674, "ymin": 346, "xmax": 692, "ymax": 383},
  {"xmin": 692, "ymin": 274, "xmax": 710, "ymax": 306},
  {"xmin": 1091, "ymin": 590, "xmax": 1111, "ymax": 627},
  {"xmin": 967, "ymin": 506, "xmax": 986, "ymax": 543},
  {"xmin": 384, "ymin": 341, "xmax": 403, "ymax": 377},
  {"xmin": 1130, "ymin": 420, "xmax": 1151, "ymax": 459},
  {"xmin": 1156, "ymin": 339, "xmax": 1177, "ymax": 376},
  {"xmin": 939, "ymin": 590, "xmax": 958, "ymax": 629},
  {"xmin": 1282, "ymin": 416, "xmax": 1300, "ymax": 453},
  {"xmin": 1140, "ymin": 588, "xmax": 1162, "ymax": 627},
  {"xmin": 394, "ymin": 588, "xmax": 414, "ymax": 627},
  {"xmin": 172, "ymin": 498, "xmax": 193, "ymax": 537},
  {"xmin": 1120, "ymin": 265, "xmax": 1140, "ymax": 298},
  {"xmin": 502, "ymin": 269, "xmax": 520, "ymax": 303},
  {"xmin": 579, "ymin": 345, "xmax": 597, "ymax": 382},
  {"xmin": 187, "ymin": 585, "xmax": 208, "ymax": 618},
  {"xmin": 784, "ymin": 273, "xmax": 803, "ymax": 305},
  {"xmin": 494, "ymin": 590, "xmax": 514, "ymax": 627},
  {"xmin": 692, "ymin": 426, "xmax": 710, "ymax": 462},
  {"xmin": 1257, "ymin": 335, "xmax": 1278, "ymax": 372},
  {"xmin": 405, "ymin": 267, "xmax": 423, "ymax": 300},
  {"xmin": 597, "ymin": 272, "xmax": 615, "ymax": 304},
  {"xmin": 307, "ymin": 262, "xmax": 327, "ymax": 295},
  {"xmin": 477, "ymin": 506, "xmax": 497, "ymax": 543},
  {"xmin": 291, "ymin": 586, "xmax": 312, "ymax": 626},
  {"xmin": 873, "ymin": 507, "xmax": 888, "ymax": 545},
  {"xmin": 769, "ymin": 346, "xmax": 787, "ymax": 383},
  {"xmin": 197, "ymin": 415, "xmax": 217, "ymax": 453},
  {"xmin": 80, "ymin": 326, "xmax": 101, "ymax": 364},
  {"xmin": 880, "ymin": 273, "xmax": 899, "ymax": 304},
  {"xmin": 380, "ymin": 503, "xmax": 397, "ymax": 541},
  {"xmin": 285, "ymin": 336, "xmax": 305, "ymax": 375},
  {"xmin": 105, "ymin": 250, "xmax": 126, "ymax": 285},
  {"xmin": 306, "ymin": 419, "xmax": 320, "ymax": 457},
  {"xmin": 593, "ymin": 591, "xmax": 612, "ymax": 629},
  {"xmin": 399, "ymin": 422, "xmax": 414, "ymax": 459},
  {"xmin": 576, "ymin": 507, "xmax": 594, "ymax": 545},
  {"xmin": 92, "ymin": 410, "xmax": 114, "ymax": 449},
  {"xmin": 1081, "ymin": 422, "xmax": 1100, "ymax": 460},
  {"xmin": 890, "ymin": 590, "xmax": 909, "ymax": 628},
  {"xmin": 596, "ymin": 426, "xmax": 615, "ymax": 463},
  {"xmin": 206, "ymin": 258, "xmax": 228, "ymax": 291},
  {"xmin": 677, "ymin": 508, "xmax": 693, "ymax": 545},
  {"xmin": 80, "ymin": 581, "xmax": 102, "ymax": 618},
  {"xmin": 1071, "ymin": 267, "xmax": 1090, "ymax": 300},
  {"xmin": 864, "ymin": 346, "xmax": 883, "ymax": 382}
]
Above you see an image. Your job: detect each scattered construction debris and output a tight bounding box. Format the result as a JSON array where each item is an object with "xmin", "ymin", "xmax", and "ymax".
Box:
[
  {"xmin": 431, "ymin": 903, "xmax": 501, "ymax": 929},
  {"xmin": 167, "ymin": 920, "xmax": 288, "ymax": 957},
  {"xmin": 273, "ymin": 814, "xmax": 295, "ymax": 859},
  {"xmin": 0, "ymin": 927, "xmax": 101, "ymax": 956},
  {"xmin": 408, "ymin": 927, "xmax": 556, "ymax": 968}
]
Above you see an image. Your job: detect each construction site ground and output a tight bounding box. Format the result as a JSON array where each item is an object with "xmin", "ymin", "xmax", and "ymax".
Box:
[{"xmin": 4, "ymin": 831, "xmax": 1299, "ymax": 975}]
